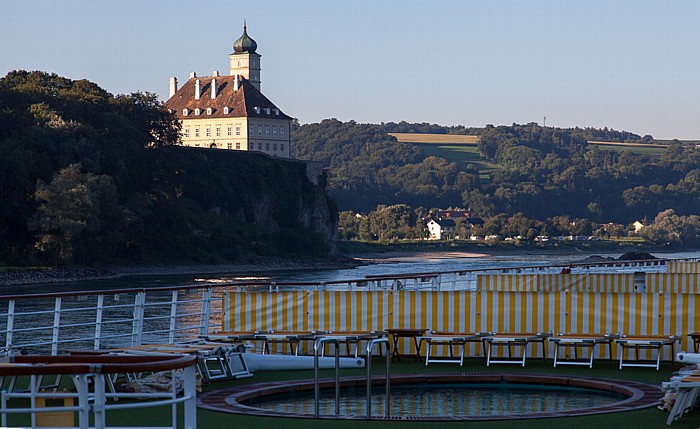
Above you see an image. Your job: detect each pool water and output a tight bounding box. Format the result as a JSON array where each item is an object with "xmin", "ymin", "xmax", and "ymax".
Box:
[{"xmin": 241, "ymin": 383, "xmax": 627, "ymax": 417}]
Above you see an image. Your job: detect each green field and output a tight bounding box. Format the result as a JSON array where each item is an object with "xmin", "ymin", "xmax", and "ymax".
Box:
[
  {"xmin": 390, "ymin": 133, "xmax": 496, "ymax": 177},
  {"xmin": 587, "ymin": 141, "xmax": 668, "ymax": 155}
]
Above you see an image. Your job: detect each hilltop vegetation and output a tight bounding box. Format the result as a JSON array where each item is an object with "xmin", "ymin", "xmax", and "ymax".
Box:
[
  {"xmin": 293, "ymin": 120, "xmax": 700, "ymax": 245},
  {"xmin": 0, "ymin": 71, "xmax": 336, "ymax": 266}
]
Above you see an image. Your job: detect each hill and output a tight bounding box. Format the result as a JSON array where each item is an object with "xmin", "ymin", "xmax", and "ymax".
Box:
[
  {"xmin": 294, "ymin": 120, "xmax": 700, "ymax": 224},
  {"xmin": 0, "ymin": 71, "xmax": 337, "ymax": 266}
]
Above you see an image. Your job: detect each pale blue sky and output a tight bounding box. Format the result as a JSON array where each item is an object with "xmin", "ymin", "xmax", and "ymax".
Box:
[{"xmin": 2, "ymin": 1, "xmax": 698, "ymax": 139}]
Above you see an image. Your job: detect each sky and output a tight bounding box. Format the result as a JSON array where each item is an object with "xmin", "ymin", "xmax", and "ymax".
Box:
[{"xmin": 2, "ymin": 0, "xmax": 699, "ymax": 140}]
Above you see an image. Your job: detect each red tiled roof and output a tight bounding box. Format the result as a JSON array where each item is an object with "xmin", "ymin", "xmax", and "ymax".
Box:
[{"xmin": 164, "ymin": 75, "xmax": 291, "ymax": 121}]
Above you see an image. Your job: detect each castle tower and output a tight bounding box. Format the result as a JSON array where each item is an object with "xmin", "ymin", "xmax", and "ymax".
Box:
[{"xmin": 229, "ymin": 22, "xmax": 261, "ymax": 90}]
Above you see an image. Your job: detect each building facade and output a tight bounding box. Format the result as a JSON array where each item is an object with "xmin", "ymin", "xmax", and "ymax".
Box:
[{"xmin": 165, "ymin": 25, "xmax": 292, "ymax": 158}]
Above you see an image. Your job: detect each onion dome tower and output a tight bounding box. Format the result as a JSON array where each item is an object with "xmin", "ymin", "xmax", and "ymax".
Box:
[{"xmin": 230, "ymin": 22, "xmax": 261, "ymax": 90}]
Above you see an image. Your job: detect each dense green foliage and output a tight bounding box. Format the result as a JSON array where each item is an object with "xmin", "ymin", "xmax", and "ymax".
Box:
[
  {"xmin": 292, "ymin": 119, "xmax": 479, "ymax": 211},
  {"xmin": 293, "ymin": 120, "xmax": 700, "ymax": 227},
  {"xmin": 339, "ymin": 205, "xmax": 700, "ymax": 247},
  {"xmin": 0, "ymin": 71, "xmax": 334, "ymax": 266}
]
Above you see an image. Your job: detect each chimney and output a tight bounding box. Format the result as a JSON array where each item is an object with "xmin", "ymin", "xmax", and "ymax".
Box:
[
  {"xmin": 195, "ymin": 79, "xmax": 201, "ymax": 100},
  {"xmin": 234, "ymin": 75, "xmax": 239, "ymax": 91},
  {"xmin": 169, "ymin": 77, "xmax": 178, "ymax": 98},
  {"xmin": 213, "ymin": 70, "xmax": 220, "ymax": 77},
  {"xmin": 211, "ymin": 79, "xmax": 217, "ymax": 99},
  {"xmin": 189, "ymin": 71, "xmax": 196, "ymax": 79}
]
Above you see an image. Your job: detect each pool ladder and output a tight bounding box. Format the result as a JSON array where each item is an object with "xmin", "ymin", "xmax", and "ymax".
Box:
[{"xmin": 313, "ymin": 336, "xmax": 391, "ymax": 419}]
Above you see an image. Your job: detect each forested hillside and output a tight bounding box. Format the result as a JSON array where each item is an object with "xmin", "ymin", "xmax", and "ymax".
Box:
[
  {"xmin": 293, "ymin": 120, "xmax": 700, "ymax": 228},
  {"xmin": 0, "ymin": 71, "xmax": 336, "ymax": 266}
]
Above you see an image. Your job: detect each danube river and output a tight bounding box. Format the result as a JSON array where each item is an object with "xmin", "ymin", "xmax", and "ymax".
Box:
[{"xmin": 7, "ymin": 249, "xmax": 700, "ymax": 295}]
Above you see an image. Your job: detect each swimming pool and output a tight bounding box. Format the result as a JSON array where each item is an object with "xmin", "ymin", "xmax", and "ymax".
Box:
[{"xmin": 198, "ymin": 373, "xmax": 663, "ymax": 421}]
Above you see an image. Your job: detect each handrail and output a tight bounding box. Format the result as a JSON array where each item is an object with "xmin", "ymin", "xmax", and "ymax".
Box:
[
  {"xmin": 313, "ymin": 337, "xmax": 340, "ymax": 418},
  {"xmin": 0, "ymin": 354, "xmax": 198, "ymax": 429},
  {"xmin": 7, "ymin": 354, "xmax": 197, "ymax": 375},
  {"xmin": 366, "ymin": 337, "xmax": 391, "ymax": 419}
]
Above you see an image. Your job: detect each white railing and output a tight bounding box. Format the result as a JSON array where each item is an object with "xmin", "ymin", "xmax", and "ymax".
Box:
[
  {"xmin": 0, "ymin": 285, "xmax": 222, "ymax": 355},
  {"xmin": 0, "ymin": 257, "xmax": 695, "ymax": 355},
  {"xmin": 0, "ymin": 354, "xmax": 197, "ymax": 429}
]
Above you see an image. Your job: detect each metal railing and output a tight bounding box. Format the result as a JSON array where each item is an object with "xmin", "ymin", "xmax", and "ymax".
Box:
[
  {"xmin": 0, "ymin": 285, "xmax": 222, "ymax": 355},
  {"xmin": 0, "ymin": 354, "xmax": 198, "ymax": 429},
  {"xmin": 0, "ymin": 257, "xmax": 696, "ymax": 355},
  {"xmin": 366, "ymin": 337, "xmax": 391, "ymax": 419},
  {"xmin": 313, "ymin": 337, "xmax": 340, "ymax": 418}
]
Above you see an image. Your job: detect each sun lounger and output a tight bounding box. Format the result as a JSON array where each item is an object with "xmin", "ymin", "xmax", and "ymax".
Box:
[
  {"xmin": 417, "ymin": 332, "xmax": 482, "ymax": 366},
  {"xmin": 482, "ymin": 333, "xmax": 549, "ymax": 367},
  {"xmin": 614, "ymin": 335, "xmax": 680, "ymax": 370},
  {"xmin": 663, "ymin": 373, "xmax": 700, "ymax": 424},
  {"xmin": 549, "ymin": 333, "xmax": 619, "ymax": 368}
]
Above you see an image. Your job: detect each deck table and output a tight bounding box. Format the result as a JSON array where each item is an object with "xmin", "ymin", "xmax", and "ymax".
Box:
[{"xmin": 387, "ymin": 328, "xmax": 427, "ymax": 362}]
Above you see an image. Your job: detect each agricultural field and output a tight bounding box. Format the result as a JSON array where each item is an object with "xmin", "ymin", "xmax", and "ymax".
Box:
[
  {"xmin": 388, "ymin": 132, "xmax": 479, "ymax": 144},
  {"xmin": 587, "ymin": 141, "xmax": 668, "ymax": 155},
  {"xmin": 390, "ymin": 133, "xmax": 496, "ymax": 177}
]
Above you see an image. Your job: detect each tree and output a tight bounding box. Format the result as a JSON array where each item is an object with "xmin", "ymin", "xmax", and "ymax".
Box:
[
  {"xmin": 27, "ymin": 164, "xmax": 131, "ymax": 264},
  {"xmin": 641, "ymin": 209, "xmax": 700, "ymax": 246}
]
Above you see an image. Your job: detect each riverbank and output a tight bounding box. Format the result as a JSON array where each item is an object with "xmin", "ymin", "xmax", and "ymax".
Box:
[
  {"xmin": 0, "ymin": 257, "xmax": 361, "ymax": 287},
  {"xmin": 1, "ymin": 242, "xmax": 696, "ymax": 287}
]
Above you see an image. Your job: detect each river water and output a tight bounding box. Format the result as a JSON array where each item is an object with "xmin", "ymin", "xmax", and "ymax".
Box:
[{"xmin": 9, "ymin": 249, "xmax": 700, "ymax": 295}]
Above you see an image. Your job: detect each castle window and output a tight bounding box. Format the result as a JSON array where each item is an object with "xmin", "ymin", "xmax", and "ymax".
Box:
[
  {"xmin": 216, "ymin": 127, "xmax": 220, "ymax": 137},
  {"xmin": 265, "ymin": 143, "xmax": 270, "ymax": 151},
  {"xmin": 195, "ymin": 128, "xmax": 199, "ymax": 137},
  {"xmin": 182, "ymin": 109, "xmax": 189, "ymax": 116},
  {"xmin": 281, "ymin": 143, "xmax": 285, "ymax": 152},
  {"xmin": 194, "ymin": 108, "xmax": 201, "ymax": 115},
  {"xmin": 184, "ymin": 128, "xmax": 189, "ymax": 138},
  {"xmin": 265, "ymin": 126, "xmax": 270, "ymax": 137},
  {"xmin": 280, "ymin": 127, "xmax": 285, "ymax": 138},
  {"xmin": 273, "ymin": 128, "xmax": 277, "ymax": 138},
  {"xmin": 249, "ymin": 125, "xmax": 254, "ymax": 135},
  {"xmin": 258, "ymin": 143, "xmax": 262, "ymax": 151},
  {"xmin": 206, "ymin": 128, "xmax": 210, "ymax": 137},
  {"xmin": 227, "ymin": 142, "xmax": 232, "ymax": 150},
  {"xmin": 257, "ymin": 125, "xmax": 262, "ymax": 136},
  {"xmin": 235, "ymin": 126, "xmax": 240, "ymax": 136},
  {"xmin": 223, "ymin": 106, "xmax": 229, "ymax": 114},
  {"xmin": 206, "ymin": 107, "xmax": 212, "ymax": 115},
  {"xmin": 236, "ymin": 142, "xmax": 241, "ymax": 150},
  {"xmin": 273, "ymin": 143, "xmax": 277, "ymax": 151},
  {"xmin": 227, "ymin": 126, "xmax": 232, "ymax": 136}
]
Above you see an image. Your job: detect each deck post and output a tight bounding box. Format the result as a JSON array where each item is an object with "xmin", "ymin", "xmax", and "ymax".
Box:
[
  {"xmin": 183, "ymin": 364, "xmax": 197, "ymax": 429},
  {"xmin": 169, "ymin": 290, "xmax": 179, "ymax": 344},
  {"xmin": 94, "ymin": 294, "xmax": 104, "ymax": 350},
  {"xmin": 51, "ymin": 297, "xmax": 62, "ymax": 356},
  {"xmin": 199, "ymin": 288, "xmax": 212, "ymax": 336}
]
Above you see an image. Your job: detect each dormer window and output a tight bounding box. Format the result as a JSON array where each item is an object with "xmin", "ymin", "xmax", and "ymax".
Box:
[
  {"xmin": 195, "ymin": 108, "xmax": 201, "ymax": 116},
  {"xmin": 254, "ymin": 106, "xmax": 260, "ymax": 114},
  {"xmin": 206, "ymin": 107, "xmax": 212, "ymax": 115},
  {"xmin": 274, "ymin": 109, "xmax": 279, "ymax": 116},
  {"xmin": 183, "ymin": 109, "xmax": 189, "ymax": 116},
  {"xmin": 265, "ymin": 108, "xmax": 271, "ymax": 115},
  {"xmin": 223, "ymin": 106, "xmax": 230, "ymax": 114}
]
